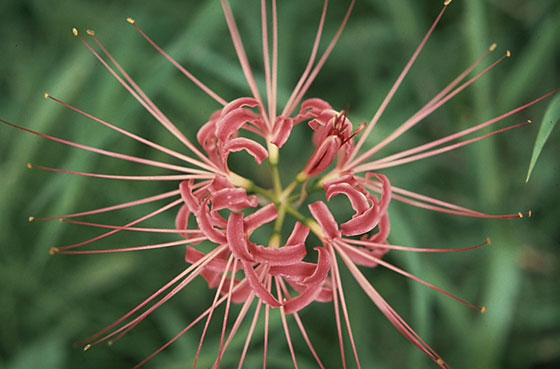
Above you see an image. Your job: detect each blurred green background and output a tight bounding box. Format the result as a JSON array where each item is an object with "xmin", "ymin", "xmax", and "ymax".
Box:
[{"xmin": 1, "ymin": 0, "xmax": 559, "ymax": 368}]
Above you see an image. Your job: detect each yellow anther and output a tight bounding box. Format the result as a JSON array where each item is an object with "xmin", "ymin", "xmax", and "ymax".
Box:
[
  {"xmin": 72, "ymin": 28, "xmax": 79, "ymax": 36},
  {"xmin": 83, "ymin": 344, "xmax": 91, "ymax": 351},
  {"xmin": 26, "ymin": 163, "xmax": 32, "ymax": 169},
  {"xmin": 481, "ymin": 306, "xmax": 487, "ymax": 314},
  {"xmin": 49, "ymin": 247, "xmax": 60, "ymax": 255},
  {"xmin": 518, "ymin": 212, "xmax": 523, "ymax": 218},
  {"xmin": 44, "ymin": 92, "xmax": 50, "ymax": 99},
  {"xmin": 28, "ymin": 216, "xmax": 35, "ymax": 222},
  {"xmin": 443, "ymin": 0, "xmax": 452, "ymax": 6},
  {"xmin": 506, "ymin": 50, "xmax": 511, "ymax": 57},
  {"xmin": 527, "ymin": 119, "xmax": 533, "ymax": 124},
  {"xmin": 107, "ymin": 340, "xmax": 113, "ymax": 346},
  {"xmin": 126, "ymin": 17, "xmax": 135, "ymax": 24},
  {"xmin": 437, "ymin": 358, "xmax": 445, "ymax": 365},
  {"xmin": 528, "ymin": 210, "xmax": 533, "ymax": 217},
  {"xmin": 489, "ymin": 43, "xmax": 497, "ymax": 52},
  {"xmin": 486, "ymin": 237, "xmax": 492, "ymax": 245},
  {"xmin": 86, "ymin": 29, "xmax": 95, "ymax": 36}
]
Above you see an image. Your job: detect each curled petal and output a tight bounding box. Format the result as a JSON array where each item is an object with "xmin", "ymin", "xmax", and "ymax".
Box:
[
  {"xmin": 309, "ymin": 201, "xmax": 341, "ymax": 240},
  {"xmin": 293, "ymin": 98, "xmax": 333, "ymax": 124},
  {"xmin": 244, "ymin": 203, "xmax": 278, "ymax": 234},
  {"xmin": 227, "ymin": 213, "xmax": 254, "ymax": 262},
  {"xmin": 231, "ymin": 280, "xmax": 253, "ymax": 304},
  {"xmin": 271, "ymin": 116, "xmax": 293, "ymax": 148},
  {"xmin": 185, "ymin": 247, "xmax": 229, "ymax": 273},
  {"xmin": 341, "ymin": 204, "xmax": 381, "ymax": 236},
  {"xmin": 302, "ymin": 247, "xmax": 331, "ymax": 285},
  {"xmin": 285, "ymin": 222, "xmax": 310, "ymax": 245},
  {"xmin": 326, "ymin": 183, "xmax": 369, "ymax": 214},
  {"xmin": 283, "ymin": 281, "xmax": 325, "ymax": 314},
  {"xmin": 283, "ymin": 248, "xmax": 331, "ymax": 314},
  {"xmin": 248, "ymin": 242, "xmax": 306, "ymax": 266},
  {"xmin": 342, "ymin": 245, "xmax": 389, "ymax": 268},
  {"xmin": 367, "ymin": 173, "xmax": 392, "ymax": 214},
  {"xmin": 198, "ymin": 198, "xmax": 227, "ymax": 244},
  {"xmin": 303, "ymin": 136, "xmax": 342, "ymax": 178},
  {"xmin": 196, "ymin": 111, "xmax": 220, "ymax": 147},
  {"xmin": 269, "ymin": 262, "xmax": 317, "ymax": 283},
  {"xmin": 221, "ymin": 97, "xmax": 260, "ymax": 116},
  {"xmin": 368, "ymin": 213, "xmax": 391, "ymax": 244},
  {"xmin": 243, "ymin": 262, "xmax": 281, "ymax": 307},
  {"xmin": 211, "ymin": 187, "xmax": 258, "ymax": 212},
  {"xmin": 179, "ymin": 180, "xmax": 200, "ymax": 213},
  {"xmin": 216, "ymin": 109, "xmax": 259, "ymax": 142},
  {"xmin": 223, "ymin": 137, "xmax": 269, "ymax": 164},
  {"xmin": 175, "ymin": 205, "xmax": 191, "ymax": 238}
]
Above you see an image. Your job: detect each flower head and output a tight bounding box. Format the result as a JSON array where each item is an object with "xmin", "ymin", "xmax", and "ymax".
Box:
[{"xmin": 2, "ymin": 0, "xmax": 558, "ymax": 368}]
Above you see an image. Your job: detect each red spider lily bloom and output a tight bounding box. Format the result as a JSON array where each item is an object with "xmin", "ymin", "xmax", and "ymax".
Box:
[{"xmin": 3, "ymin": 0, "xmax": 558, "ymax": 368}]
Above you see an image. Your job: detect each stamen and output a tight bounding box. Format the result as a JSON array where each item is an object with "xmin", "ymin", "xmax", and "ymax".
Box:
[
  {"xmin": 350, "ymin": 2, "xmax": 450, "ymax": 164},
  {"xmin": 285, "ymin": 1, "xmax": 356, "ymax": 117},
  {"xmin": 356, "ymin": 120, "xmax": 531, "ymax": 172},
  {"xmin": 126, "ymin": 18, "xmax": 227, "ymax": 106},
  {"xmin": 73, "ymin": 30, "xmax": 219, "ymax": 171},
  {"xmin": 32, "ymin": 189, "xmax": 180, "ymax": 221},
  {"xmin": 337, "ymin": 241, "xmax": 485, "ymax": 312}
]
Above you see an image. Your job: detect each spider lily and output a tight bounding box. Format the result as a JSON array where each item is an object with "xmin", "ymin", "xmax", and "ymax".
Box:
[{"xmin": 2, "ymin": 0, "xmax": 558, "ymax": 368}]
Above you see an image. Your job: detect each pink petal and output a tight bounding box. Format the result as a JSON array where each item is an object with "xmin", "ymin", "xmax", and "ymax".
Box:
[
  {"xmin": 223, "ymin": 137, "xmax": 268, "ymax": 164},
  {"xmin": 179, "ymin": 180, "xmax": 200, "ymax": 213},
  {"xmin": 285, "ymin": 222, "xmax": 310, "ymax": 245},
  {"xmin": 226, "ymin": 212, "xmax": 254, "ymax": 262},
  {"xmin": 326, "ymin": 183, "xmax": 369, "ymax": 214},
  {"xmin": 216, "ymin": 109, "xmax": 259, "ymax": 142},
  {"xmin": 198, "ymin": 198, "xmax": 227, "ymax": 244},
  {"xmin": 341, "ymin": 204, "xmax": 380, "ymax": 236},
  {"xmin": 248, "ymin": 242, "xmax": 307, "ymax": 266},
  {"xmin": 368, "ymin": 213, "xmax": 391, "ymax": 243},
  {"xmin": 185, "ymin": 247, "xmax": 230, "ymax": 273},
  {"xmin": 367, "ymin": 173, "xmax": 392, "ymax": 214},
  {"xmin": 271, "ymin": 116, "xmax": 293, "ymax": 148},
  {"xmin": 244, "ymin": 203, "xmax": 278, "ymax": 234},
  {"xmin": 308, "ymin": 201, "xmax": 341, "ymax": 240},
  {"xmin": 221, "ymin": 97, "xmax": 260, "ymax": 116},
  {"xmin": 269, "ymin": 262, "xmax": 317, "ymax": 282},
  {"xmin": 302, "ymin": 247, "xmax": 330, "ymax": 285},
  {"xmin": 283, "ymin": 281, "xmax": 325, "ymax": 314},
  {"xmin": 211, "ymin": 187, "xmax": 258, "ymax": 212},
  {"xmin": 243, "ymin": 262, "xmax": 281, "ymax": 307},
  {"xmin": 175, "ymin": 205, "xmax": 191, "ymax": 238},
  {"xmin": 303, "ymin": 136, "xmax": 341, "ymax": 178}
]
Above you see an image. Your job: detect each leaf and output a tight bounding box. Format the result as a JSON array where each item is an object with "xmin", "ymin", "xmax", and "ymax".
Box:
[{"xmin": 526, "ymin": 93, "xmax": 560, "ymax": 182}]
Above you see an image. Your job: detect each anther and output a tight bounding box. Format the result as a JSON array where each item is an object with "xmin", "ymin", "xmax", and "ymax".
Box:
[
  {"xmin": 26, "ymin": 163, "xmax": 32, "ymax": 169},
  {"xmin": 107, "ymin": 340, "xmax": 114, "ymax": 346},
  {"xmin": 489, "ymin": 43, "xmax": 497, "ymax": 52},
  {"xmin": 527, "ymin": 119, "xmax": 533, "ymax": 124},
  {"xmin": 72, "ymin": 28, "xmax": 79, "ymax": 37},
  {"xmin": 518, "ymin": 212, "xmax": 523, "ymax": 218},
  {"xmin": 528, "ymin": 210, "xmax": 533, "ymax": 217},
  {"xmin": 49, "ymin": 247, "xmax": 60, "ymax": 255},
  {"xmin": 506, "ymin": 50, "xmax": 511, "ymax": 57},
  {"xmin": 28, "ymin": 216, "xmax": 35, "ymax": 222},
  {"xmin": 44, "ymin": 92, "xmax": 50, "ymax": 99},
  {"xmin": 83, "ymin": 344, "xmax": 91, "ymax": 351},
  {"xmin": 486, "ymin": 237, "xmax": 492, "ymax": 245},
  {"xmin": 86, "ymin": 30, "xmax": 95, "ymax": 36},
  {"xmin": 443, "ymin": 0, "xmax": 452, "ymax": 6},
  {"xmin": 437, "ymin": 358, "xmax": 445, "ymax": 365},
  {"xmin": 481, "ymin": 306, "xmax": 487, "ymax": 314},
  {"xmin": 126, "ymin": 17, "xmax": 135, "ymax": 24}
]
